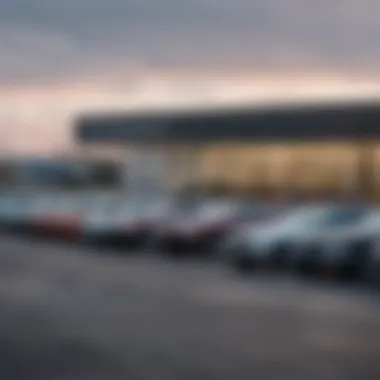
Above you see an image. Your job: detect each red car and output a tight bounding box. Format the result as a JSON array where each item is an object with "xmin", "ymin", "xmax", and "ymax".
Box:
[{"xmin": 32, "ymin": 194, "xmax": 93, "ymax": 241}]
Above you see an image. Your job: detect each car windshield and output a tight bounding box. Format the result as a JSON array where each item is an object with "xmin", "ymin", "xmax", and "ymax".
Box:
[
  {"xmin": 359, "ymin": 210, "xmax": 380, "ymax": 227},
  {"xmin": 148, "ymin": 202, "xmax": 170, "ymax": 217},
  {"xmin": 55, "ymin": 198, "xmax": 88, "ymax": 212},
  {"xmin": 197, "ymin": 201, "xmax": 238, "ymax": 220},
  {"xmin": 276, "ymin": 205, "xmax": 333, "ymax": 225},
  {"xmin": 236, "ymin": 203, "xmax": 287, "ymax": 222},
  {"xmin": 29, "ymin": 198, "xmax": 56, "ymax": 211},
  {"xmin": 322, "ymin": 207, "xmax": 369, "ymax": 226},
  {"xmin": 110, "ymin": 198, "xmax": 166, "ymax": 218},
  {"xmin": 170, "ymin": 198, "xmax": 200, "ymax": 217}
]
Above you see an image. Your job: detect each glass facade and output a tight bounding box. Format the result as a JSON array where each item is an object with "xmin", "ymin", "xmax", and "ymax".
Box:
[
  {"xmin": 158, "ymin": 142, "xmax": 380, "ymax": 201},
  {"xmin": 77, "ymin": 102, "xmax": 380, "ymax": 201}
]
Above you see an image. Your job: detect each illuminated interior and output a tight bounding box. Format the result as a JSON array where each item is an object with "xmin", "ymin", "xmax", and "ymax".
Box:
[{"xmin": 164, "ymin": 142, "xmax": 379, "ymax": 201}]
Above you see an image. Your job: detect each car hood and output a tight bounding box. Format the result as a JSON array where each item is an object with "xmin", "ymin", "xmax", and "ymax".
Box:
[
  {"xmin": 240, "ymin": 223, "xmax": 311, "ymax": 247},
  {"xmin": 164, "ymin": 220, "xmax": 201, "ymax": 233},
  {"xmin": 86, "ymin": 212, "xmax": 140, "ymax": 227},
  {"xmin": 298, "ymin": 224, "xmax": 380, "ymax": 245}
]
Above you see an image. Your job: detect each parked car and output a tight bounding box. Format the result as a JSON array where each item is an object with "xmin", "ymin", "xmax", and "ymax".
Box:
[
  {"xmin": 364, "ymin": 239, "xmax": 380, "ymax": 289},
  {"xmin": 27, "ymin": 195, "xmax": 65, "ymax": 236},
  {"xmin": 15, "ymin": 194, "xmax": 53, "ymax": 235},
  {"xmin": 32, "ymin": 193, "xmax": 94, "ymax": 240},
  {"xmin": 226, "ymin": 203, "xmax": 366, "ymax": 274},
  {"xmin": 293, "ymin": 207, "xmax": 378, "ymax": 280},
  {"xmin": 155, "ymin": 197, "xmax": 275, "ymax": 257},
  {"xmin": 153, "ymin": 196, "xmax": 202, "ymax": 253},
  {"xmin": 0, "ymin": 195, "xmax": 33, "ymax": 233},
  {"xmin": 82, "ymin": 196, "xmax": 170, "ymax": 248}
]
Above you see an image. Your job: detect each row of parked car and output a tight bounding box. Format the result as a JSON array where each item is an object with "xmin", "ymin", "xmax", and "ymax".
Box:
[{"xmin": 1, "ymin": 191, "xmax": 380, "ymax": 288}]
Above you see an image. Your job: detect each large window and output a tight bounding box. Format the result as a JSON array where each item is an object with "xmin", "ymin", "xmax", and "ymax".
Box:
[{"xmin": 171, "ymin": 142, "xmax": 365, "ymax": 199}]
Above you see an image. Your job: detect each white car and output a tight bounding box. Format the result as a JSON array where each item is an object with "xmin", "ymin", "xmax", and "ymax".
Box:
[
  {"xmin": 83, "ymin": 197, "xmax": 170, "ymax": 248},
  {"xmin": 0, "ymin": 195, "xmax": 34, "ymax": 232},
  {"xmin": 225, "ymin": 203, "xmax": 361, "ymax": 273},
  {"xmin": 292, "ymin": 208, "xmax": 378, "ymax": 279}
]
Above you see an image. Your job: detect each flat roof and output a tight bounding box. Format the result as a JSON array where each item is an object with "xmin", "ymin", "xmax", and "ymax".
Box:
[{"xmin": 75, "ymin": 99, "xmax": 380, "ymax": 144}]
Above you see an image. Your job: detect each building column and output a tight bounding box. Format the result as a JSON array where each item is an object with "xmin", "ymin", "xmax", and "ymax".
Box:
[
  {"xmin": 123, "ymin": 144, "xmax": 169, "ymax": 195},
  {"xmin": 356, "ymin": 141, "xmax": 375, "ymax": 202}
]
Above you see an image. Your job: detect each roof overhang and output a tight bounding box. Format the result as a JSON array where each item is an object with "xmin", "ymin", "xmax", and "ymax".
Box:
[{"xmin": 75, "ymin": 99, "xmax": 380, "ymax": 144}]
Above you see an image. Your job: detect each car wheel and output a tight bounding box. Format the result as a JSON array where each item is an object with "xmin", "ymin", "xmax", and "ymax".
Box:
[
  {"xmin": 366, "ymin": 261, "xmax": 380, "ymax": 289},
  {"xmin": 161, "ymin": 240, "xmax": 189, "ymax": 259},
  {"xmin": 337, "ymin": 262, "xmax": 358, "ymax": 282},
  {"xmin": 295, "ymin": 245, "xmax": 323, "ymax": 278},
  {"xmin": 270, "ymin": 243, "xmax": 293, "ymax": 271},
  {"xmin": 232, "ymin": 255, "xmax": 257, "ymax": 275},
  {"xmin": 164, "ymin": 248, "xmax": 188, "ymax": 260},
  {"xmin": 344, "ymin": 241, "xmax": 373, "ymax": 282}
]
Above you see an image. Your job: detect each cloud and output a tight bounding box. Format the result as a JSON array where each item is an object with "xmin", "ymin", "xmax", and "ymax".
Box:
[
  {"xmin": 0, "ymin": 26, "xmax": 82, "ymax": 84},
  {"xmin": 0, "ymin": 0, "xmax": 379, "ymax": 85}
]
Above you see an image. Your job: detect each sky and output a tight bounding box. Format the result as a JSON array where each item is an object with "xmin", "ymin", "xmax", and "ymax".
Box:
[{"xmin": 1, "ymin": 0, "xmax": 380, "ymax": 154}]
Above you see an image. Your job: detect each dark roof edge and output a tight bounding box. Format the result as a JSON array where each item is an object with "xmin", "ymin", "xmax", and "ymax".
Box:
[{"xmin": 76, "ymin": 97, "xmax": 380, "ymax": 122}]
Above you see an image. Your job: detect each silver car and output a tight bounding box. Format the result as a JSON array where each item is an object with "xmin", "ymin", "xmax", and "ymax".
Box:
[
  {"xmin": 225, "ymin": 203, "xmax": 364, "ymax": 273},
  {"xmin": 293, "ymin": 208, "xmax": 378, "ymax": 280},
  {"xmin": 83, "ymin": 197, "xmax": 170, "ymax": 248}
]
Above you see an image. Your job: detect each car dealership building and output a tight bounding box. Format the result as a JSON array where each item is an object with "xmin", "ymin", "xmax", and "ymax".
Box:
[{"xmin": 75, "ymin": 99, "xmax": 380, "ymax": 201}]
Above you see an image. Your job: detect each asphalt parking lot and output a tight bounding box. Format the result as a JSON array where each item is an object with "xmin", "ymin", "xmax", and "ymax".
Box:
[{"xmin": 0, "ymin": 237, "xmax": 379, "ymax": 380}]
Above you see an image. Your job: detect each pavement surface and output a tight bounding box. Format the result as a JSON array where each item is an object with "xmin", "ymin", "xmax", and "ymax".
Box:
[{"xmin": 0, "ymin": 236, "xmax": 379, "ymax": 380}]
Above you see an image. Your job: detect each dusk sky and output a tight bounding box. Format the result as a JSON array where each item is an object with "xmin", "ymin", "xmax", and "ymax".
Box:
[{"xmin": 1, "ymin": 0, "xmax": 380, "ymax": 153}]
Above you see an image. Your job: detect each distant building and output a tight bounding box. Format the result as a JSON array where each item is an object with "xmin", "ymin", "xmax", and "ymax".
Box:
[
  {"xmin": 0, "ymin": 158, "xmax": 124, "ymax": 190},
  {"xmin": 75, "ymin": 99, "xmax": 380, "ymax": 201}
]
